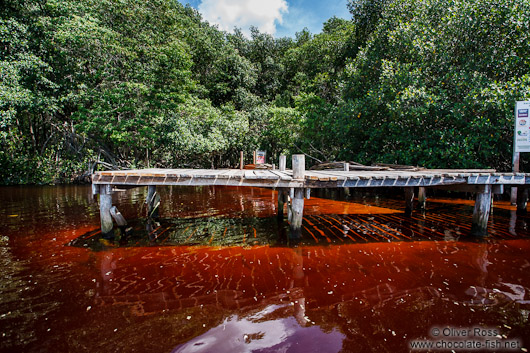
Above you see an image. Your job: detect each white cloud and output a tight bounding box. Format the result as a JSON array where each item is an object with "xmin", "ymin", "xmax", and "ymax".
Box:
[{"xmin": 198, "ymin": 0, "xmax": 288, "ymax": 36}]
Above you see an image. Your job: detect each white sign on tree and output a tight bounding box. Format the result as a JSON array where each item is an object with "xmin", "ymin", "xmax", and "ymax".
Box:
[{"xmin": 515, "ymin": 101, "xmax": 530, "ymax": 152}]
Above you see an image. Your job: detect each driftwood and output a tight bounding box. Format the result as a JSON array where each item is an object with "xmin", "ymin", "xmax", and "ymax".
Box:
[
  {"xmin": 310, "ymin": 161, "xmax": 425, "ymax": 171},
  {"xmin": 244, "ymin": 163, "xmax": 274, "ymax": 170},
  {"xmin": 110, "ymin": 206, "xmax": 127, "ymax": 226},
  {"xmin": 310, "ymin": 161, "xmax": 389, "ymax": 171},
  {"xmin": 372, "ymin": 163, "xmax": 424, "ymax": 171}
]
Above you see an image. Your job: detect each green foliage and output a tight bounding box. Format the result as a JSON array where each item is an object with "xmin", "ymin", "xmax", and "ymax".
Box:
[
  {"xmin": 261, "ymin": 106, "xmax": 302, "ymax": 162},
  {"xmin": 159, "ymin": 98, "xmax": 250, "ymax": 168},
  {"xmin": 2, "ymin": 0, "xmax": 529, "ymax": 184},
  {"xmin": 338, "ymin": 0, "xmax": 530, "ymax": 169}
]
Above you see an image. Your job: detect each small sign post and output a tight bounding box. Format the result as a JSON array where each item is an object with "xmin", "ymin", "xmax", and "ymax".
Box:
[{"xmin": 511, "ymin": 101, "xmax": 530, "ymax": 204}]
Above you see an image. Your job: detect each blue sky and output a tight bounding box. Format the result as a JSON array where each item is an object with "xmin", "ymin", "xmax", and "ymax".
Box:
[{"xmin": 177, "ymin": 0, "xmax": 352, "ymax": 38}]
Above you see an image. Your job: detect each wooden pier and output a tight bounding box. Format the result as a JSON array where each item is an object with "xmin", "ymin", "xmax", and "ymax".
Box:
[{"xmin": 92, "ymin": 155, "xmax": 530, "ymax": 238}]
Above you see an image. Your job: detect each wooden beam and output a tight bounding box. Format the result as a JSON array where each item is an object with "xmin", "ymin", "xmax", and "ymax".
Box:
[
  {"xmin": 292, "ymin": 154, "xmax": 305, "ymax": 180},
  {"xmin": 404, "ymin": 187, "xmax": 414, "ymax": 216},
  {"xmin": 344, "ymin": 163, "xmax": 349, "ymax": 172},
  {"xmin": 471, "ymin": 185, "xmax": 492, "ymax": 237},
  {"xmin": 240, "ymin": 151, "xmax": 244, "ymax": 170},
  {"xmin": 433, "ymin": 184, "xmax": 487, "ymax": 193}
]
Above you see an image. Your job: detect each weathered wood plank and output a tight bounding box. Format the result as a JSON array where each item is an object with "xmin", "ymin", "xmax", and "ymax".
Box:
[
  {"xmin": 307, "ymin": 171, "xmax": 347, "ymax": 180},
  {"xmin": 214, "ymin": 169, "xmax": 235, "ymax": 179},
  {"xmin": 252, "ymin": 170, "xmax": 279, "ymax": 179},
  {"xmin": 269, "ymin": 170, "xmax": 292, "ymax": 181},
  {"xmin": 220, "ymin": 169, "xmax": 244, "ymax": 179}
]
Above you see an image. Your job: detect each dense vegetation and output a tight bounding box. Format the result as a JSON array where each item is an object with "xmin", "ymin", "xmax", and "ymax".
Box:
[{"xmin": 1, "ymin": 0, "xmax": 529, "ymax": 184}]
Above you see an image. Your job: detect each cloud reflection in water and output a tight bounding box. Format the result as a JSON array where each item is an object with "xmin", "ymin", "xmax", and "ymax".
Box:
[{"xmin": 172, "ymin": 304, "xmax": 345, "ymax": 353}]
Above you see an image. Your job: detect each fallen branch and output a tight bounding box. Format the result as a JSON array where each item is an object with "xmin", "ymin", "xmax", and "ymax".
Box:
[{"xmin": 294, "ymin": 145, "xmax": 323, "ymax": 164}]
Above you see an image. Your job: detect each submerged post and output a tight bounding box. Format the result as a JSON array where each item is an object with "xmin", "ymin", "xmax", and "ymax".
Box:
[
  {"xmin": 471, "ymin": 185, "xmax": 492, "ymax": 236},
  {"xmin": 418, "ymin": 187, "xmax": 427, "ymax": 211},
  {"xmin": 98, "ymin": 185, "xmax": 114, "ymax": 236},
  {"xmin": 404, "ymin": 187, "xmax": 414, "ymax": 216}
]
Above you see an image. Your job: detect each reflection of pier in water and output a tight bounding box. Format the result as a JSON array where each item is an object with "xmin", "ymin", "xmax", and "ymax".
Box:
[{"xmin": 70, "ymin": 199, "xmax": 530, "ymax": 249}]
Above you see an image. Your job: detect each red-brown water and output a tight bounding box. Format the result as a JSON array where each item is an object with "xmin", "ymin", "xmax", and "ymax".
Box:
[{"xmin": 1, "ymin": 185, "xmax": 529, "ymax": 353}]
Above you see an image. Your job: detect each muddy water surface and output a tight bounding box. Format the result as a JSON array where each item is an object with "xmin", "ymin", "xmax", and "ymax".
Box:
[{"xmin": 1, "ymin": 185, "xmax": 529, "ymax": 352}]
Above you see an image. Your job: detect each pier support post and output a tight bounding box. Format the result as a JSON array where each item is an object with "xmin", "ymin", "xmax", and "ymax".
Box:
[
  {"xmin": 290, "ymin": 155, "xmax": 305, "ymax": 237},
  {"xmin": 146, "ymin": 185, "xmax": 160, "ymax": 218},
  {"xmin": 277, "ymin": 188, "xmax": 287, "ymax": 220},
  {"xmin": 279, "ymin": 155, "xmax": 286, "ymax": 171},
  {"xmin": 290, "ymin": 188, "xmax": 305, "ymax": 238},
  {"xmin": 511, "ymin": 151, "xmax": 520, "ymax": 205},
  {"xmin": 471, "ymin": 185, "xmax": 492, "ymax": 237},
  {"xmin": 418, "ymin": 187, "xmax": 427, "ymax": 211},
  {"xmin": 292, "ymin": 154, "xmax": 305, "ymax": 180},
  {"xmin": 343, "ymin": 163, "xmax": 350, "ymax": 197},
  {"xmin": 404, "ymin": 187, "xmax": 414, "ymax": 216},
  {"xmin": 99, "ymin": 185, "xmax": 114, "ymax": 236},
  {"xmin": 517, "ymin": 187, "xmax": 528, "ymax": 215}
]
